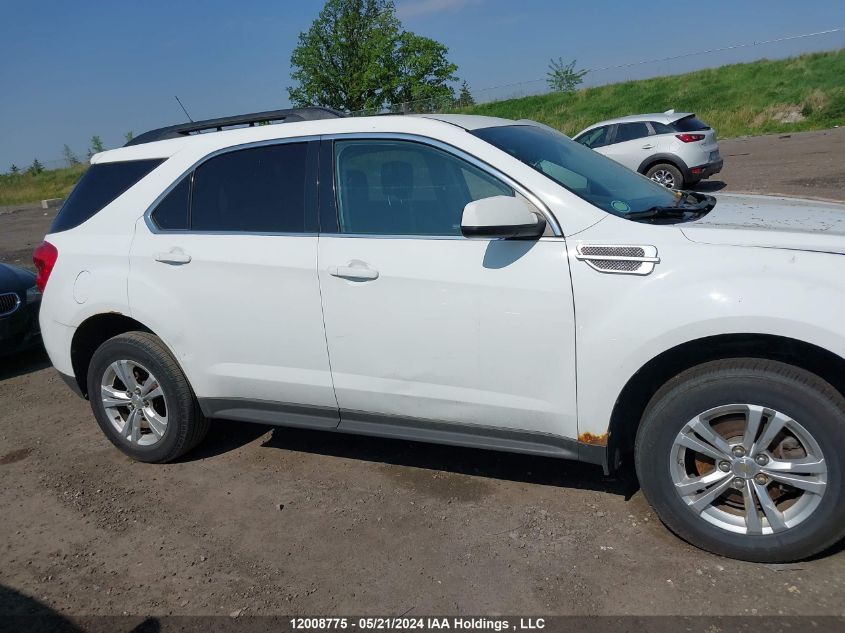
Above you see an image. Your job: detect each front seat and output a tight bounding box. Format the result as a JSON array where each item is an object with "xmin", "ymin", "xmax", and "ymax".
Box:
[{"xmin": 380, "ymin": 160, "xmax": 415, "ymax": 234}]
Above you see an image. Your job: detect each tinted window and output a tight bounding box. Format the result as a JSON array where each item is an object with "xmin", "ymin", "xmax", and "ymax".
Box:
[
  {"xmin": 334, "ymin": 140, "xmax": 512, "ymax": 236},
  {"xmin": 650, "ymin": 121, "xmax": 674, "ymax": 135},
  {"xmin": 191, "ymin": 143, "xmax": 307, "ymax": 232},
  {"xmin": 473, "ymin": 125, "xmax": 677, "ymax": 217},
  {"xmin": 576, "ymin": 126, "xmax": 609, "ymax": 149},
  {"xmin": 613, "ymin": 122, "xmax": 650, "ymax": 144},
  {"xmin": 151, "ymin": 176, "xmax": 190, "ymax": 230},
  {"xmin": 672, "ymin": 115, "xmax": 710, "ymax": 132},
  {"xmin": 51, "ymin": 159, "xmax": 163, "ymax": 233}
]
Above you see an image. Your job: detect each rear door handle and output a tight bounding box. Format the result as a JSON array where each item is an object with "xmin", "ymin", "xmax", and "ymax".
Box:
[
  {"xmin": 154, "ymin": 249, "xmax": 192, "ymax": 264},
  {"xmin": 329, "ymin": 265, "xmax": 379, "ymax": 281},
  {"xmin": 641, "ymin": 143, "xmax": 655, "ymax": 149}
]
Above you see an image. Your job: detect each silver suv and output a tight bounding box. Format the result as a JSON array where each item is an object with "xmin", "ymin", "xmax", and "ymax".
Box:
[{"xmin": 573, "ymin": 111, "xmax": 722, "ymax": 189}]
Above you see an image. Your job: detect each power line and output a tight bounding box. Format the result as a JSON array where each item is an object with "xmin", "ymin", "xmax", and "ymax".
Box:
[{"xmin": 472, "ymin": 27, "xmax": 845, "ymax": 94}]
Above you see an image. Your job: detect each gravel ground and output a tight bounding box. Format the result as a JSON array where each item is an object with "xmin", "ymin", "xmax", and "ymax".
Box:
[{"xmin": 1, "ymin": 128, "xmax": 844, "ymax": 619}]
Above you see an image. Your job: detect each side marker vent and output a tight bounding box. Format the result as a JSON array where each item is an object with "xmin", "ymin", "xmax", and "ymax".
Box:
[{"xmin": 575, "ymin": 244, "xmax": 660, "ymax": 275}]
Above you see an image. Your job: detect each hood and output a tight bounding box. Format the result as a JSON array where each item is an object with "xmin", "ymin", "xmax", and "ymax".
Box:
[
  {"xmin": 680, "ymin": 193, "xmax": 845, "ymax": 255},
  {"xmin": 0, "ymin": 263, "xmax": 36, "ymax": 292}
]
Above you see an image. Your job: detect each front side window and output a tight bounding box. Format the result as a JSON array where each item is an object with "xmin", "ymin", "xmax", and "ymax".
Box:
[
  {"xmin": 613, "ymin": 122, "xmax": 650, "ymax": 144},
  {"xmin": 334, "ymin": 140, "xmax": 512, "ymax": 236},
  {"xmin": 473, "ymin": 124, "xmax": 677, "ymax": 217},
  {"xmin": 575, "ymin": 126, "xmax": 609, "ymax": 149}
]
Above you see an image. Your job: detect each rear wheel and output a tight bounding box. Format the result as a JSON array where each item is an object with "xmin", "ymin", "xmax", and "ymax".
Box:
[
  {"xmin": 646, "ymin": 163, "xmax": 683, "ymax": 189},
  {"xmin": 636, "ymin": 359, "xmax": 845, "ymax": 562},
  {"xmin": 87, "ymin": 331, "xmax": 209, "ymax": 463}
]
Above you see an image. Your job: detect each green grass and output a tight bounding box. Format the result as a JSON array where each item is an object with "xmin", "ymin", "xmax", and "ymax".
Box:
[
  {"xmin": 0, "ymin": 164, "xmax": 87, "ymax": 206},
  {"xmin": 463, "ymin": 49, "xmax": 845, "ymax": 138}
]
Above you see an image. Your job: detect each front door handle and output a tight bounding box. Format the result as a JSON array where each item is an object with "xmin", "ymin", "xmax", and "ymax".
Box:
[
  {"xmin": 329, "ymin": 265, "xmax": 379, "ymax": 281},
  {"xmin": 154, "ymin": 248, "xmax": 192, "ymax": 265}
]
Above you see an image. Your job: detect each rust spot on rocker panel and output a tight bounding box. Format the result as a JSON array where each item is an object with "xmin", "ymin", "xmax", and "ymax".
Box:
[{"xmin": 578, "ymin": 432, "xmax": 609, "ymax": 447}]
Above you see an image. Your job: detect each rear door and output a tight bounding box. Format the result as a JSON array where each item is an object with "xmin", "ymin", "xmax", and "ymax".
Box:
[
  {"xmin": 129, "ymin": 140, "xmax": 339, "ymax": 427},
  {"xmin": 600, "ymin": 122, "xmax": 654, "ymax": 170}
]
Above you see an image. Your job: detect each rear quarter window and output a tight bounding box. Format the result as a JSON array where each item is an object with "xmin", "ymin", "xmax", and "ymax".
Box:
[{"xmin": 50, "ymin": 159, "xmax": 164, "ymax": 233}]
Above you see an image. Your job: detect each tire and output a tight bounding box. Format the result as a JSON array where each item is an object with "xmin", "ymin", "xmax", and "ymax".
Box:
[
  {"xmin": 645, "ymin": 163, "xmax": 684, "ymax": 189},
  {"xmin": 87, "ymin": 331, "xmax": 209, "ymax": 463},
  {"xmin": 635, "ymin": 358, "xmax": 845, "ymax": 562}
]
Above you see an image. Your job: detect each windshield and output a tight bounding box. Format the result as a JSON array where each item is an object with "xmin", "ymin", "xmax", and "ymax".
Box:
[{"xmin": 472, "ymin": 124, "xmax": 679, "ymax": 217}]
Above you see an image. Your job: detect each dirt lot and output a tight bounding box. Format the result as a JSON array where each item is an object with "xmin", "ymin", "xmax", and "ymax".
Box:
[{"xmin": 1, "ymin": 128, "xmax": 845, "ymax": 620}]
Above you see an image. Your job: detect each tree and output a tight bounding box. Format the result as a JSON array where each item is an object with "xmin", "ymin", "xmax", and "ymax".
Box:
[
  {"xmin": 288, "ymin": 0, "xmax": 400, "ymax": 112},
  {"xmin": 288, "ymin": 0, "xmax": 460, "ymax": 113},
  {"xmin": 9, "ymin": 164, "xmax": 19, "ymax": 175},
  {"xmin": 456, "ymin": 81, "xmax": 475, "ymax": 108},
  {"xmin": 391, "ymin": 32, "xmax": 457, "ymax": 112},
  {"xmin": 125, "ymin": 131, "xmax": 134, "ymax": 143},
  {"xmin": 547, "ymin": 58, "xmax": 587, "ymax": 94},
  {"xmin": 62, "ymin": 144, "xmax": 80, "ymax": 167},
  {"xmin": 90, "ymin": 135, "xmax": 105, "ymax": 154},
  {"xmin": 28, "ymin": 159, "xmax": 44, "ymax": 176}
]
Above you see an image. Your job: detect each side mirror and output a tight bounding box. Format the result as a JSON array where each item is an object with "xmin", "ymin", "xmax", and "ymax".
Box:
[{"xmin": 461, "ymin": 196, "xmax": 546, "ymax": 239}]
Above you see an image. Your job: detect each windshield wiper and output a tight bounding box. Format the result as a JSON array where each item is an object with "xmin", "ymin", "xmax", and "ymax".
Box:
[
  {"xmin": 624, "ymin": 192, "xmax": 716, "ymax": 221},
  {"xmin": 623, "ymin": 207, "xmax": 702, "ymax": 220}
]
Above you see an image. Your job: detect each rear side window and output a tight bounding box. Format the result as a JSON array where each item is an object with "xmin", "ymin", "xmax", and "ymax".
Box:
[
  {"xmin": 672, "ymin": 116, "xmax": 710, "ymax": 132},
  {"xmin": 149, "ymin": 143, "xmax": 309, "ymax": 233},
  {"xmin": 191, "ymin": 143, "xmax": 307, "ymax": 232},
  {"xmin": 613, "ymin": 122, "xmax": 650, "ymax": 144},
  {"xmin": 51, "ymin": 159, "xmax": 164, "ymax": 233},
  {"xmin": 151, "ymin": 176, "xmax": 190, "ymax": 230},
  {"xmin": 650, "ymin": 121, "xmax": 674, "ymax": 135}
]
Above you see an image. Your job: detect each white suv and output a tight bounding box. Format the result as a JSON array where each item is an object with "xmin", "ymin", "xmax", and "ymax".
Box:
[
  {"xmin": 35, "ymin": 108, "xmax": 845, "ymax": 562},
  {"xmin": 573, "ymin": 112, "xmax": 722, "ymax": 189}
]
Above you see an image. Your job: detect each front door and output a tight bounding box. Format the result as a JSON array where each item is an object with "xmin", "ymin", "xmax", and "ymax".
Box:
[{"xmin": 317, "ymin": 137, "xmax": 578, "ymax": 438}]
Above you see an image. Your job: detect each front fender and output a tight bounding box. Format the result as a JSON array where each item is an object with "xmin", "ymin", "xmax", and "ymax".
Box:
[{"xmin": 571, "ymin": 233, "xmax": 845, "ymax": 440}]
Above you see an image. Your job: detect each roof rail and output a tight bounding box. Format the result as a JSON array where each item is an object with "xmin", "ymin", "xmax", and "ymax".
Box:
[{"xmin": 124, "ymin": 106, "xmax": 347, "ymax": 147}]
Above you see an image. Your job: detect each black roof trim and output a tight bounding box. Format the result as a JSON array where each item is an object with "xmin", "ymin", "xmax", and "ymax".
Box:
[{"xmin": 125, "ymin": 107, "xmax": 347, "ymax": 147}]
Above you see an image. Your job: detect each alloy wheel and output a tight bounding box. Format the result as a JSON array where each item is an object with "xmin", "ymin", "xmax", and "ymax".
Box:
[
  {"xmin": 650, "ymin": 169, "xmax": 676, "ymax": 188},
  {"xmin": 100, "ymin": 360, "xmax": 168, "ymax": 446},
  {"xmin": 670, "ymin": 404, "xmax": 827, "ymax": 535}
]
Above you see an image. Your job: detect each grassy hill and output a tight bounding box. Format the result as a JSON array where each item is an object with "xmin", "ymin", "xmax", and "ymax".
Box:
[
  {"xmin": 465, "ymin": 49, "xmax": 845, "ymax": 138},
  {"xmin": 0, "ymin": 164, "xmax": 87, "ymax": 206}
]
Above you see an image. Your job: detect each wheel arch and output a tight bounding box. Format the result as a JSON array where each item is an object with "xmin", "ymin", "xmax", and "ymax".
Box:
[
  {"xmin": 70, "ymin": 313, "xmax": 164, "ymax": 398},
  {"xmin": 605, "ymin": 333, "xmax": 845, "ymax": 474},
  {"xmin": 638, "ymin": 154, "xmax": 690, "ymax": 180}
]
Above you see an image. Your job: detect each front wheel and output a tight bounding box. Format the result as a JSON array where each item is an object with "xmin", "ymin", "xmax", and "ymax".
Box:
[
  {"xmin": 636, "ymin": 359, "xmax": 845, "ymax": 562},
  {"xmin": 87, "ymin": 331, "xmax": 209, "ymax": 463}
]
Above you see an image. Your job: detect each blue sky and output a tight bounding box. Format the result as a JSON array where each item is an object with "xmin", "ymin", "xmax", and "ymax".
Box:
[{"xmin": 1, "ymin": 0, "xmax": 843, "ymax": 169}]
